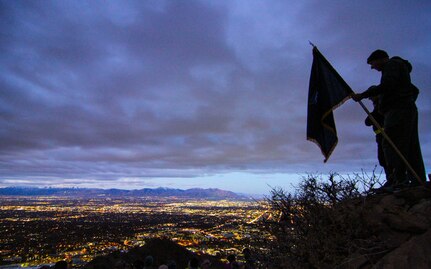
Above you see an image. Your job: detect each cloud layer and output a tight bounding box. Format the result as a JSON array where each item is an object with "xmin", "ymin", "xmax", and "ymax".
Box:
[{"xmin": 1, "ymin": 0, "xmax": 430, "ymax": 190}]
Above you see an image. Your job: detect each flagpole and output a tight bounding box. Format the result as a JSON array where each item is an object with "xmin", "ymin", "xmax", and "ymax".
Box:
[
  {"xmin": 308, "ymin": 41, "xmax": 316, "ymax": 48},
  {"xmin": 356, "ymin": 100, "xmax": 426, "ymax": 188}
]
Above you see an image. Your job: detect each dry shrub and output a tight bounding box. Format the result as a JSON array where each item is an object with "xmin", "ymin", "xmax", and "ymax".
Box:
[{"xmin": 261, "ymin": 172, "xmax": 382, "ymax": 268}]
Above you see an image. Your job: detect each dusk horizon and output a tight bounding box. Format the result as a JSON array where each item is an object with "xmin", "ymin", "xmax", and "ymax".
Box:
[{"xmin": 1, "ymin": 1, "xmax": 430, "ymax": 196}]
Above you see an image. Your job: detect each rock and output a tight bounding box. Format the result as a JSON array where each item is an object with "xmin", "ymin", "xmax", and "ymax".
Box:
[
  {"xmin": 383, "ymin": 210, "xmax": 429, "ymax": 233},
  {"xmin": 377, "ymin": 230, "xmax": 411, "ymax": 249},
  {"xmin": 346, "ymin": 189, "xmax": 431, "ymax": 268},
  {"xmin": 409, "ymin": 199, "xmax": 431, "ymax": 223},
  {"xmin": 380, "ymin": 194, "xmax": 406, "ymax": 207},
  {"xmin": 373, "ymin": 229, "xmax": 431, "ymax": 268}
]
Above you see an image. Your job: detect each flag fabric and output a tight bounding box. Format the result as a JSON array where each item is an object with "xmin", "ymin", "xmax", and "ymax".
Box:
[{"xmin": 307, "ymin": 47, "xmax": 353, "ymax": 162}]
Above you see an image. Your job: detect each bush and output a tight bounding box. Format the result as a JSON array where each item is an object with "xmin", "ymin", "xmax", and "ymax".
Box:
[{"xmin": 261, "ymin": 172, "xmax": 382, "ymax": 268}]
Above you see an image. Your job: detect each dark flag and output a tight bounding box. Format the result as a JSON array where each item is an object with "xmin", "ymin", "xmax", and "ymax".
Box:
[{"xmin": 307, "ymin": 46, "xmax": 353, "ymax": 162}]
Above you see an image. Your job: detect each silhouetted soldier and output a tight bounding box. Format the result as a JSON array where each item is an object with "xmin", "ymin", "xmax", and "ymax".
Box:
[
  {"xmin": 353, "ymin": 49, "xmax": 426, "ymax": 189},
  {"xmin": 143, "ymin": 256, "xmax": 154, "ymax": 269},
  {"xmin": 242, "ymin": 248, "xmax": 257, "ymax": 269},
  {"xmin": 201, "ymin": 259, "xmax": 211, "ymax": 269},
  {"xmin": 187, "ymin": 257, "xmax": 200, "ymax": 269},
  {"xmin": 167, "ymin": 260, "xmax": 177, "ymax": 269},
  {"xmin": 224, "ymin": 254, "xmax": 236, "ymax": 269},
  {"xmin": 54, "ymin": 261, "xmax": 68, "ymax": 269}
]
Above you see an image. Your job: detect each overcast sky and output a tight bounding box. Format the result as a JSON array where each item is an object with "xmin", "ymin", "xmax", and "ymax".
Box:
[{"xmin": 1, "ymin": 0, "xmax": 430, "ymax": 195}]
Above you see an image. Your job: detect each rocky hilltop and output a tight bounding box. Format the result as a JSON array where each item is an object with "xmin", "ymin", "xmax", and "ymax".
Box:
[
  {"xmin": 260, "ymin": 174, "xmax": 431, "ymax": 269},
  {"xmin": 345, "ymin": 186, "xmax": 431, "ymax": 268}
]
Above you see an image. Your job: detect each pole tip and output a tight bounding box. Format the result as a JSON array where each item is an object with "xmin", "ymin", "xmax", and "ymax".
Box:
[{"xmin": 308, "ymin": 41, "xmax": 316, "ymax": 48}]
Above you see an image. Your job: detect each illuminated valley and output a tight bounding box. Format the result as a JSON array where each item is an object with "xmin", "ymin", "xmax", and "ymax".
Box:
[{"xmin": 0, "ymin": 196, "xmax": 268, "ymax": 267}]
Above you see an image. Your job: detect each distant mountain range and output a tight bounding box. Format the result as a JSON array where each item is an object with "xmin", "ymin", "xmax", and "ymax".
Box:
[{"xmin": 0, "ymin": 186, "xmax": 247, "ymax": 200}]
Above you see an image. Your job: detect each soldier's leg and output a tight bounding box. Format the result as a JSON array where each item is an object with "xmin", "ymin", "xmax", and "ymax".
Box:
[
  {"xmin": 383, "ymin": 110, "xmax": 410, "ymax": 186},
  {"xmin": 407, "ymin": 108, "xmax": 426, "ymax": 185},
  {"xmin": 376, "ymin": 136, "xmax": 389, "ymax": 180}
]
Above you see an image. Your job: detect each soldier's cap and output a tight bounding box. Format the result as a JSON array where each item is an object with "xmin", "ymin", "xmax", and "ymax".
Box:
[{"xmin": 367, "ymin": 49, "xmax": 389, "ymax": 64}]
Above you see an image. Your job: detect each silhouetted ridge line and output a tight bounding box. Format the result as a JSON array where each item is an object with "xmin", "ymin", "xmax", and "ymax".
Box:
[{"xmin": 0, "ymin": 186, "xmax": 245, "ymax": 199}]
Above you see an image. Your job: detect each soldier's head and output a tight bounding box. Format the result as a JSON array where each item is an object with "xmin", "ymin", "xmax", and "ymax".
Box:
[{"xmin": 367, "ymin": 49, "xmax": 389, "ymax": 72}]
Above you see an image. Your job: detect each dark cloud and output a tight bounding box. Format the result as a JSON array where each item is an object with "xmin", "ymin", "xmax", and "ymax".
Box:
[{"xmin": 1, "ymin": 0, "xmax": 430, "ymax": 191}]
